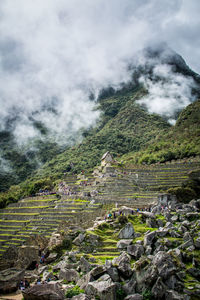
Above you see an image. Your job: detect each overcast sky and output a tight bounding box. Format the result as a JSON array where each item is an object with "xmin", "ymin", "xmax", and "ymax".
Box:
[{"xmin": 0, "ymin": 0, "xmax": 199, "ymax": 144}]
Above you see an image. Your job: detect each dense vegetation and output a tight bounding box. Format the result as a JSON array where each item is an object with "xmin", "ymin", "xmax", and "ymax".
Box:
[{"xmin": 121, "ymin": 99, "xmax": 200, "ymax": 165}]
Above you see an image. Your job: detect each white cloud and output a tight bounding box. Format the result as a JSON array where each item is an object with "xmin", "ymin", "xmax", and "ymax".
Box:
[{"xmin": 0, "ymin": 0, "xmax": 199, "ymax": 145}]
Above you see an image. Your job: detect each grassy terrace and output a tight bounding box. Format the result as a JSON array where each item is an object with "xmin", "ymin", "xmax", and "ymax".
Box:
[{"xmin": 0, "ymin": 194, "xmax": 98, "ymax": 254}]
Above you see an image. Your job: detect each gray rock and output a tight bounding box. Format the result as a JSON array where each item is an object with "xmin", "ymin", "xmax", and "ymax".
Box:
[
  {"xmin": 146, "ymin": 218, "xmax": 157, "ymax": 228},
  {"xmin": 59, "ymin": 269, "xmax": 79, "ymax": 283},
  {"xmin": 127, "ymin": 244, "xmax": 144, "ymax": 259},
  {"xmin": 118, "ymin": 223, "xmax": 135, "ymax": 239},
  {"xmin": 145, "ymin": 246, "xmax": 152, "ymax": 255},
  {"xmin": 152, "ymin": 251, "xmax": 176, "ymax": 280},
  {"xmin": 45, "ymin": 253, "xmax": 58, "ymax": 264},
  {"xmin": 90, "ymin": 265, "xmax": 106, "ymax": 279},
  {"xmin": 157, "ymin": 219, "xmax": 164, "ymax": 228},
  {"xmin": 179, "ymin": 239, "xmax": 193, "ymax": 250},
  {"xmin": 194, "ymin": 237, "xmax": 200, "ymax": 249},
  {"xmin": 170, "ymin": 230, "xmax": 181, "ymax": 238},
  {"xmin": 86, "ymin": 274, "xmax": 116, "ymax": 300},
  {"xmin": 38, "ymin": 266, "xmax": 48, "ymax": 275},
  {"xmin": 71, "ymin": 294, "xmax": 90, "ymax": 300},
  {"xmin": 0, "ymin": 268, "xmax": 25, "ymax": 293},
  {"xmin": 182, "ymin": 220, "xmax": 190, "ymax": 228},
  {"xmin": 165, "ymin": 289, "xmax": 184, "ymax": 300},
  {"xmin": 171, "ymin": 215, "xmax": 179, "ymax": 222},
  {"xmin": 22, "ymin": 282, "xmax": 65, "ymax": 300},
  {"xmin": 151, "ymin": 277, "xmax": 166, "ymax": 299},
  {"xmin": 141, "ymin": 212, "xmax": 155, "ymax": 219},
  {"xmin": 144, "ymin": 231, "xmax": 156, "ymax": 247},
  {"xmin": 73, "ymin": 233, "xmax": 86, "ymax": 246},
  {"xmin": 68, "ymin": 252, "xmax": 77, "ymax": 263},
  {"xmin": 79, "ymin": 256, "xmax": 92, "ymax": 273},
  {"xmin": 15, "ymin": 246, "xmax": 39, "ymax": 269},
  {"xmin": 165, "ymin": 222, "xmax": 174, "ymax": 229},
  {"xmin": 124, "ymin": 294, "xmax": 143, "ymax": 300},
  {"xmin": 53, "ymin": 261, "xmax": 67, "ymax": 272},
  {"xmin": 43, "ymin": 271, "xmax": 56, "ymax": 282},
  {"xmin": 165, "ymin": 275, "xmax": 181, "ymax": 290},
  {"xmin": 112, "ymin": 252, "xmax": 132, "ymax": 278},
  {"xmin": 117, "ymin": 239, "xmax": 133, "ymax": 249},
  {"xmin": 178, "ymin": 225, "xmax": 187, "ymax": 234},
  {"xmin": 183, "ymin": 232, "xmax": 193, "ymax": 242},
  {"xmin": 77, "ymin": 272, "xmax": 94, "ymax": 290},
  {"xmin": 122, "ymin": 275, "xmax": 136, "ymax": 295},
  {"xmin": 156, "ymin": 229, "xmax": 169, "ymax": 237},
  {"xmin": 106, "ymin": 267, "xmax": 119, "ymax": 282}
]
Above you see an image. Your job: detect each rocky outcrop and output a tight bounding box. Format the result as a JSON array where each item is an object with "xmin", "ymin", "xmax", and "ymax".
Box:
[
  {"xmin": 22, "ymin": 282, "xmax": 65, "ymax": 300},
  {"xmin": 1, "ymin": 198, "xmax": 200, "ymax": 300},
  {"xmin": 0, "ymin": 268, "xmax": 25, "ymax": 293}
]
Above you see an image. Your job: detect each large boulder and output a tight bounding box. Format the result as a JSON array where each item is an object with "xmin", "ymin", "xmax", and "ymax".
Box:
[
  {"xmin": 77, "ymin": 272, "xmax": 94, "ymax": 290},
  {"xmin": 48, "ymin": 233, "xmax": 63, "ymax": 249},
  {"xmin": 117, "ymin": 239, "xmax": 132, "ymax": 249},
  {"xmin": 0, "ymin": 268, "xmax": 25, "ymax": 293},
  {"xmin": 59, "ymin": 269, "xmax": 79, "ymax": 283},
  {"xmin": 112, "ymin": 252, "xmax": 132, "ymax": 278},
  {"xmin": 90, "ymin": 265, "xmax": 106, "ymax": 280},
  {"xmin": 25, "ymin": 235, "xmax": 48, "ymax": 249},
  {"xmin": 22, "ymin": 282, "xmax": 65, "ymax": 300},
  {"xmin": 118, "ymin": 223, "xmax": 135, "ymax": 239},
  {"xmin": 106, "ymin": 266, "xmax": 119, "ymax": 282},
  {"xmin": 144, "ymin": 231, "xmax": 156, "ymax": 248},
  {"xmin": 79, "ymin": 256, "xmax": 92, "ymax": 273},
  {"xmin": 127, "ymin": 244, "xmax": 144, "ymax": 259},
  {"xmin": 16, "ymin": 246, "xmax": 39, "ymax": 269},
  {"xmin": 73, "ymin": 233, "xmax": 85, "ymax": 246},
  {"xmin": 85, "ymin": 274, "xmax": 116, "ymax": 300},
  {"xmin": 151, "ymin": 277, "xmax": 166, "ymax": 299},
  {"xmin": 152, "ymin": 251, "xmax": 176, "ymax": 280}
]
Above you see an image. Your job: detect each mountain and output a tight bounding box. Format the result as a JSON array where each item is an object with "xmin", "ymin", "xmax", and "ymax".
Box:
[{"xmin": 0, "ymin": 46, "xmax": 200, "ymax": 206}]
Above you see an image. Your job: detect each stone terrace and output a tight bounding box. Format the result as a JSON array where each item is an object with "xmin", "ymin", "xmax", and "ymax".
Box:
[{"xmin": 0, "ymin": 195, "xmax": 102, "ymax": 256}]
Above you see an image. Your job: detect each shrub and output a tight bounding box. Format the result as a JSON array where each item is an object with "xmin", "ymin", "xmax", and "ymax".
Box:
[
  {"xmin": 117, "ymin": 215, "xmax": 128, "ymax": 225},
  {"xmin": 116, "ymin": 288, "xmax": 126, "ymax": 300},
  {"xmin": 142, "ymin": 289, "xmax": 154, "ymax": 300},
  {"xmin": 52, "ymin": 238, "xmax": 72, "ymax": 257},
  {"xmin": 65, "ymin": 286, "xmax": 84, "ymax": 298},
  {"xmin": 97, "ymin": 222, "xmax": 110, "ymax": 230}
]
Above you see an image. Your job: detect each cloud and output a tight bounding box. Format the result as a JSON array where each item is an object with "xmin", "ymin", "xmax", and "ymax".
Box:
[
  {"xmin": 0, "ymin": 0, "xmax": 199, "ymax": 147},
  {"xmin": 138, "ymin": 63, "xmax": 195, "ymax": 121}
]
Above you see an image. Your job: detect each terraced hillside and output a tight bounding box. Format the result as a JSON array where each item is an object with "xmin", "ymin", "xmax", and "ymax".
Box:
[
  {"xmin": 0, "ymin": 195, "xmax": 102, "ymax": 256},
  {"xmin": 0, "ymin": 159, "xmax": 199, "ymax": 257},
  {"xmin": 79, "ymin": 160, "xmax": 200, "ymax": 207}
]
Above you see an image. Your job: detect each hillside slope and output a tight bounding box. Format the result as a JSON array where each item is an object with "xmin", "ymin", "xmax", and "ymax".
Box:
[{"xmin": 121, "ymin": 99, "xmax": 200, "ymax": 165}]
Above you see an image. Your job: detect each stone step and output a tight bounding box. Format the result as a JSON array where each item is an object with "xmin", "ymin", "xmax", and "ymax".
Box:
[
  {"xmin": 0, "ymin": 213, "xmax": 39, "ymax": 220},
  {"xmin": 3, "ymin": 206, "xmax": 54, "ymax": 213},
  {"xmin": 0, "ymin": 220, "xmax": 30, "ymax": 226}
]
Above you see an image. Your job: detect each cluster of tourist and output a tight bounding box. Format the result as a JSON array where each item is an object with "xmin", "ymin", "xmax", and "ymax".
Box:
[
  {"xmin": 58, "ymin": 181, "xmax": 78, "ymax": 195},
  {"xmin": 19, "ymin": 279, "xmax": 30, "ymax": 290}
]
